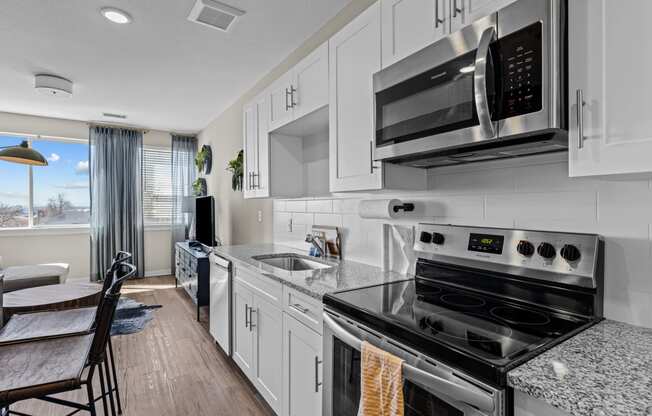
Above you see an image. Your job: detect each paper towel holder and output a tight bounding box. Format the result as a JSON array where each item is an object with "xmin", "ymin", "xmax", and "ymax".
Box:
[{"xmin": 392, "ymin": 203, "xmax": 414, "ymax": 213}]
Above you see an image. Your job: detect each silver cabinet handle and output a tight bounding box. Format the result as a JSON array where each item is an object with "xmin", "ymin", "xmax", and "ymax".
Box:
[
  {"xmin": 452, "ymin": 0, "xmax": 463, "ymax": 18},
  {"xmin": 290, "ymin": 303, "xmax": 310, "ymax": 314},
  {"xmin": 248, "ymin": 307, "xmax": 256, "ymax": 331},
  {"xmin": 369, "ymin": 141, "xmax": 379, "ymax": 173},
  {"xmin": 473, "ymin": 26, "xmax": 496, "ymax": 139},
  {"xmin": 252, "ymin": 172, "xmax": 259, "ymax": 189},
  {"xmin": 314, "ymin": 356, "xmax": 322, "ymax": 393},
  {"xmin": 435, "ymin": 0, "xmax": 445, "ymax": 28},
  {"xmin": 289, "ymin": 85, "xmax": 297, "ymax": 108},
  {"xmin": 244, "ymin": 303, "xmax": 250, "ymax": 328},
  {"xmin": 576, "ymin": 89, "xmax": 586, "ymax": 149},
  {"xmin": 285, "ymin": 87, "xmax": 292, "ymax": 111}
]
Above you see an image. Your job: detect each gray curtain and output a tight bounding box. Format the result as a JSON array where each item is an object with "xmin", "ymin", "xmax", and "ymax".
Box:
[
  {"xmin": 89, "ymin": 126, "xmax": 145, "ymax": 281},
  {"xmin": 171, "ymin": 134, "xmax": 197, "ymax": 274}
]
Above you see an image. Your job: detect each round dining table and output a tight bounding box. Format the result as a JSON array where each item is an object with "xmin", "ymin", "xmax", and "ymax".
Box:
[{"xmin": 2, "ymin": 282, "xmax": 102, "ymax": 323}]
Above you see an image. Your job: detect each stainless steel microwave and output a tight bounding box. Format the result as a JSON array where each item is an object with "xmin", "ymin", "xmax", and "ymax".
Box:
[{"xmin": 373, "ymin": 0, "xmax": 567, "ymax": 168}]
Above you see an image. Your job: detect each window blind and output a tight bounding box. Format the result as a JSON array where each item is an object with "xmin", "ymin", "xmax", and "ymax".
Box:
[{"xmin": 143, "ymin": 147, "xmax": 173, "ymax": 224}]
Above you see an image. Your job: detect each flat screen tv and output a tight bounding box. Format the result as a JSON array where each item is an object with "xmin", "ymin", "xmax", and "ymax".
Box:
[{"xmin": 195, "ymin": 196, "xmax": 215, "ymax": 247}]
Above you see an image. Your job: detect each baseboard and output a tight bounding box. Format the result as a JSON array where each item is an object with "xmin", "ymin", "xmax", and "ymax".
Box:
[{"xmin": 145, "ymin": 268, "xmax": 172, "ymax": 277}]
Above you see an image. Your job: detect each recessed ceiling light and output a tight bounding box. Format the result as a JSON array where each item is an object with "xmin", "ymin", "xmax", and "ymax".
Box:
[{"xmin": 101, "ymin": 7, "xmax": 132, "ymax": 24}]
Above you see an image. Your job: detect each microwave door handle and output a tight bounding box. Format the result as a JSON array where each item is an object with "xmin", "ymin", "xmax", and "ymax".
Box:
[
  {"xmin": 474, "ymin": 26, "xmax": 496, "ymax": 139},
  {"xmin": 322, "ymin": 313, "xmax": 495, "ymax": 413}
]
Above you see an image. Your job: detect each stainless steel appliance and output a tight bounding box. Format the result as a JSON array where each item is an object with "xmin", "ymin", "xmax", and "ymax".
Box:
[
  {"xmin": 373, "ymin": 0, "xmax": 567, "ymax": 168},
  {"xmin": 209, "ymin": 252, "xmax": 232, "ymax": 355},
  {"xmin": 323, "ymin": 224, "xmax": 603, "ymax": 416}
]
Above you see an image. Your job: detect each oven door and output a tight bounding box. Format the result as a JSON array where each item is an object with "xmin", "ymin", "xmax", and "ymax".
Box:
[
  {"xmin": 374, "ymin": 14, "xmax": 499, "ymax": 162},
  {"xmin": 322, "ymin": 311, "xmax": 504, "ymax": 416}
]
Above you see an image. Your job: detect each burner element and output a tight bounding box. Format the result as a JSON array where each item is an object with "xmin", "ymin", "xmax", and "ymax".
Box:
[
  {"xmin": 440, "ymin": 293, "xmax": 486, "ymax": 308},
  {"xmin": 490, "ymin": 306, "xmax": 551, "ymax": 325}
]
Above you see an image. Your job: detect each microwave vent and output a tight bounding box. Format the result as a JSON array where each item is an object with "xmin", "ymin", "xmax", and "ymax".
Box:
[{"xmin": 188, "ymin": 0, "xmax": 245, "ymax": 32}]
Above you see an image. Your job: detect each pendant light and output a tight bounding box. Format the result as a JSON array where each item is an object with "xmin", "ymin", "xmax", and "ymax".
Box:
[{"xmin": 0, "ymin": 141, "xmax": 48, "ymax": 166}]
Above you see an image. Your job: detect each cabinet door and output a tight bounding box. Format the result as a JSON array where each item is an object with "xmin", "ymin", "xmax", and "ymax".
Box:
[
  {"xmin": 450, "ymin": 0, "xmax": 515, "ymax": 33},
  {"xmin": 232, "ymin": 282, "xmax": 255, "ymax": 377},
  {"xmin": 292, "ymin": 42, "xmax": 329, "ymax": 120},
  {"xmin": 569, "ymin": 0, "xmax": 652, "ymax": 177},
  {"xmin": 283, "ymin": 314, "xmax": 322, "ymax": 416},
  {"xmin": 253, "ymin": 94, "xmax": 270, "ymax": 197},
  {"xmin": 268, "ymin": 73, "xmax": 294, "ymax": 131},
  {"xmin": 381, "ymin": 0, "xmax": 448, "ymax": 68},
  {"xmin": 252, "ymin": 294, "xmax": 284, "ymax": 414},
  {"xmin": 243, "ymin": 101, "xmax": 258, "ymax": 199},
  {"xmin": 329, "ymin": 2, "xmax": 383, "ymax": 192}
]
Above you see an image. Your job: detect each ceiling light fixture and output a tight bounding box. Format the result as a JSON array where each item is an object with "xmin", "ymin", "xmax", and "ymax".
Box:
[{"xmin": 101, "ymin": 7, "xmax": 132, "ymax": 24}]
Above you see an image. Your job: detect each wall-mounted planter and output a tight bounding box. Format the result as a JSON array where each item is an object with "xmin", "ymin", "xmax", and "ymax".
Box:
[
  {"xmin": 193, "ymin": 178, "xmax": 207, "ymax": 196},
  {"xmin": 195, "ymin": 145, "xmax": 213, "ymax": 175}
]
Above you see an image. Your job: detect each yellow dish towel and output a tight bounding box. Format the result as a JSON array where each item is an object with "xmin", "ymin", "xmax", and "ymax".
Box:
[{"xmin": 358, "ymin": 341, "xmax": 405, "ymax": 416}]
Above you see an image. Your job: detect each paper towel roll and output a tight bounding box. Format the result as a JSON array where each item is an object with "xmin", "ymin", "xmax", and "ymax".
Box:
[{"xmin": 359, "ymin": 199, "xmax": 403, "ymax": 219}]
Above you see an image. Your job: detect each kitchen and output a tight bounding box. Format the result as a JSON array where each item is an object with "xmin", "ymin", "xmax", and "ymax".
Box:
[{"xmin": 197, "ymin": 0, "xmax": 652, "ymax": 416}]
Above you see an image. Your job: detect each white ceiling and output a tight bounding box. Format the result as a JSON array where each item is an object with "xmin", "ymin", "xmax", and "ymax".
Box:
[{"xmin": 0, "ymin": 0, "xmax": 350, "ymax": 133}]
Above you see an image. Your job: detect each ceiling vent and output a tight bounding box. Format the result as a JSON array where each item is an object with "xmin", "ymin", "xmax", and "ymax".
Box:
[
  {"xmin": 35, "ymin": 74, "xmax": 73, "ymax": 98},
  {"xmin": 187, "ymin": 0, "xmax": 245, "ymax": 32},
  {"xmin": 102, "ymin": 112, "xmax": 127, "ymax": 119}
]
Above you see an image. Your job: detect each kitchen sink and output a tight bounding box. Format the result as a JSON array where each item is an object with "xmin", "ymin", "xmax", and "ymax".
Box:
[{"xmin": 252, "ymin": 253, "xmax": 334, "ymax": 271}]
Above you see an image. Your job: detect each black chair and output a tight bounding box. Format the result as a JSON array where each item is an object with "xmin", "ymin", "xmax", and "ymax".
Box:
[{"xmin": 0, "ymin": 262, "xmax": 136, "ymax": 416}]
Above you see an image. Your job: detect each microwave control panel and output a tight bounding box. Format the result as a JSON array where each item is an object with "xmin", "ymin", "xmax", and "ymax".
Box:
[{"xmin": 493, "ymin": 22, "xmax": 543, "ymax": 120}]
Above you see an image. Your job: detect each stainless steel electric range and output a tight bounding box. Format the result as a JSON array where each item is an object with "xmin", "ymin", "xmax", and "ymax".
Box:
[{"xmin": 322, "ymin": 224, "xmax": 604, "ymax": 416}]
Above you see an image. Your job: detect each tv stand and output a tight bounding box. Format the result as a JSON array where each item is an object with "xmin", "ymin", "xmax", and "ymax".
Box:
[{"xmin": 174, "ymin": 241, "xmax": 209, "ymax": 321}]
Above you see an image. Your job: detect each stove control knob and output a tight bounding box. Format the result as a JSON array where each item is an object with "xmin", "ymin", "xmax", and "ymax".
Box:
[
  {"xmin": 516, "ymin": 240, "xmax": 535, "ymax": 257},
  {"xmin": 432, "ymin": 233, "xmax": 445, "ymax": 245},
  {"xmin": 419, "ymin": 231, "xmax": 432, "ymax": 244},
  {"xmin": 560, "ymin": 244, "xmax": 581, "ymax": 262},
  {"xmin": 537, "ymin": 242, "xmax": 556, "ymax": 259}
]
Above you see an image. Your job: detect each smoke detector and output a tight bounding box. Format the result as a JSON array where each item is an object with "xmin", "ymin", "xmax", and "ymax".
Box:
[
  {"xmin": 35, "ymin": 74, "xmax": 73, "ymax": 98},
  {"xmin": 187, "ymin": 0, "xmax": 245, "ymax": 32}
]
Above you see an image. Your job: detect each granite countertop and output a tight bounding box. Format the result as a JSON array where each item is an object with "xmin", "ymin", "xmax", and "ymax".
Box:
[
  {"xmin": 508, "ymin": 319, "xmax": 652, "ymax": 416},
  {"xmin": 213, "ymin": 244, "xmax": 411, "ymax": 300}
]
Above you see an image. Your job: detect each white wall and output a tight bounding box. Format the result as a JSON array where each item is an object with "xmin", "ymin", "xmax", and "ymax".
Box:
[
  {"xmin": 273, "ymin": 153, "xmax": 652, "ymax": 328},
  {"xmin": 0, "ymin": 111, "xmax": 174, "ymax": 278}
]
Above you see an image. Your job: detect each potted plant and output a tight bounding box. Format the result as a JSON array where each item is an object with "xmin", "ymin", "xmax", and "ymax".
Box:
[
  {"xmin": 195, "ymin": 145, "xmax": 212, "ymax": 174},
  {"xmin": 226, "ymin": 150, "xmax": 243, "ymax": 191},
  {"xmin": 192, "ymin": 178, "xmax": 207, "ymax": 196}
]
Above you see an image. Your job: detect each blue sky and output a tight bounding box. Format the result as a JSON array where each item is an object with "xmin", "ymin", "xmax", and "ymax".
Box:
[{"xmin": 0, "ymin": 135, "xmax": 89, "ymax": 207}]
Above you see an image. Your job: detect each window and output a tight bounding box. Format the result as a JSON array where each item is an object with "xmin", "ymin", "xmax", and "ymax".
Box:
[
  {"xmin": 143, "ymin": 147, "xmax": 173, "ymax": 225},
  {"xmin": 0, "ymin": 134, "xmax": 89, "ymax": 228}
]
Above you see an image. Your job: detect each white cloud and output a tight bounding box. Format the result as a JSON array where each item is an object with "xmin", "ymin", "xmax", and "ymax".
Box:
[
  {"xmin": 75, "ymin": 160, "xmax": 89, "ymax": 175},
  {"xmin": 56, "ymin": 181, "xmax": 88, "ymax": 190},
  {"xmin": 46, "ymin": 153, "xmax": 60, "ymax": 162}
]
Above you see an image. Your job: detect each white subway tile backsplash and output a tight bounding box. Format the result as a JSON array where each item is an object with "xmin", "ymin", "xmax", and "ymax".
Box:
[
  {"xmin": 285, "ymin": 200, "xmax": 307, "ymax": 212},
  {"xmin": 273, "ymin": 160, "xmax": 652, "ymax": 328},
  {"xmin": 306, "ymin": 199, "xmax": 333, "ymax": 213}
]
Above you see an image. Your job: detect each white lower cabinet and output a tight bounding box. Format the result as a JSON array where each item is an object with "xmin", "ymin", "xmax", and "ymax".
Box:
[
  {"xmin": 232, "ymin": 269, "xmax": 324, "ymax": 416},
  {"xmin": 232, "ymin": 281, "xmax": 255, "ymax": 376},
  {"xmin": 252, "ymin": 295, "xmax": 284, "ymax": 414},
  {"xmin": 283, "ymin": 313, "xmax": 323, "ymax": 416}
]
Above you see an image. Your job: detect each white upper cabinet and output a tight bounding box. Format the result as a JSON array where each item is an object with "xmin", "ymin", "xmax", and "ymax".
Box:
[
  {"xmin": 292, "ymin": 42, "xmax": 329, "ymax": 120},
  {"xmin": 381, "ymin": 0, "xmax": 449, "ymax": 68},
  {"xmin": 268, "ymin": 73, "xmax": 295, "ymax": 132},
  {"xmin": 329, "ymin": 2, "xmax": 383, "ymax": 192},
  {"xmin": 243, "ymin": 93, "xmax": 270, "ymax": 199},
  {"xmin": 450, "ymin": 0, "xmax": 515, "ymax": 32},
  {"xmin": 569, "ymin": 0, "xmax": 652, "ymax": 177}
]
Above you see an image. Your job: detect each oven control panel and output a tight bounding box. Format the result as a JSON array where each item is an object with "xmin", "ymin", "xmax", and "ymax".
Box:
[
  {"xmin": 493, "ymin": 22, "xmax": 543, "ymax": 120},
  {"xmin": 414, "ymin": 224, "xmax": 601, "ymax": 289}
]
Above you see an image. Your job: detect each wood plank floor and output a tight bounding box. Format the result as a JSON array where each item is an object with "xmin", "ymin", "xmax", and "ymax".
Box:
[{"xmin": 11, "ymin": 276, "xmax": 275, "ymax": 416}]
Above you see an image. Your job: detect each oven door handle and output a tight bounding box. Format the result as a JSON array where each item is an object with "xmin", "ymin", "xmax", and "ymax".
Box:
[
  {"xmin": 323, "ymin": 312, "xmax": 496, "ymax": 413},
  {"xmin": 473, "ymin": 25, "xmax": 496, "ymax": 139}
]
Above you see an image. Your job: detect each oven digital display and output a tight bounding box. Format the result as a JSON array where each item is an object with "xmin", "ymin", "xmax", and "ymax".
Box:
[{"xmin": 468, "ymin": 233, "xmax": 504, "ymax": 255}]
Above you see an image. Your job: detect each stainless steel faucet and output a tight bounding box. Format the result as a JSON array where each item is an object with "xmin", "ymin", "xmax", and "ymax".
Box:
[{"xmin": 305, "ymin": 225, "xmax": 341, "ymax": 260}]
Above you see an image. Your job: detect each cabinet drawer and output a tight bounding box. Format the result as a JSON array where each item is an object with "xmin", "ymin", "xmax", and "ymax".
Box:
[
  {"xmin": 234, "ymin": 266, "xmax": 283, "ymax": 307},
  {"xmin": 283, "ymin": 285, "xmax": 323, "ymax": 335}
]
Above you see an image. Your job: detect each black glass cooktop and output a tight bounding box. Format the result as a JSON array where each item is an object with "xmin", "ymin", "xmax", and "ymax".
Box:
[{"xmin": 324, "ymin": 270, "xmax": 594, "ymax": 385}]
